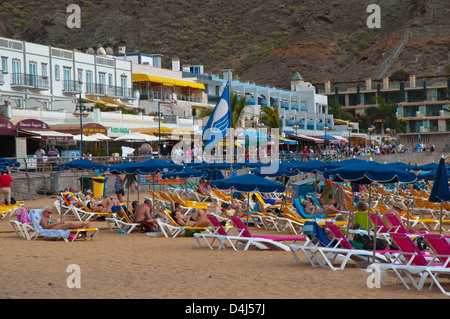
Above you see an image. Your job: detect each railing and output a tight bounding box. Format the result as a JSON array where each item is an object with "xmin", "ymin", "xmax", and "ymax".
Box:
[
  {"xmin": 63, "ymin": 80, "xmax": 82, "ymax": 93},
  {"xmin": 11, "ymin": 73, "xmax": 49, "ymax": 89},
  {"xmin": 85, "ymin": 83, "xmax": 134, "ymax": 98}
]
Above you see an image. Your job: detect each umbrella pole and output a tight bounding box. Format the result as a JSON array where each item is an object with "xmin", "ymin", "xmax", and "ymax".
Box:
[
  {"xmin": 137, "ymin": 174, "xmax": 140, "ymax": 203},
  {"xmin": 314, "ymin": 172, "xmax": 318, "ymax": 222},
  {"xmin": 347, "ymin": 189, "xmax": 354, "ymax": 240},
  {"xmin": 247, "ymin": 191, "xmax": 250, "ymax": 226},
  {"xmin": 440, "ymin": 202, "xmax": 443, "ymax": 235},
  {"xmin": 152, "ymin": 172, "xmax": 156, "ymax": 209},
  {"xmin": 369, "ymin": 186, "xmax": 377, "ymax": 262}
]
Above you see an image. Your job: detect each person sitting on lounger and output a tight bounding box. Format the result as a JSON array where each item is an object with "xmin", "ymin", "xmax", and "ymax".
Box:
[
  {"xmin": 40, "ymin": 206, "xmax": 90, "ymax": 230},
  {"xmin": 133, "ymin": 199, "xmax": 156, "ymax": 223},
  {"xmin": 87, "ymin": 196, "xmax": 120, "ymax": 214},
  {"xmin": 383, "ymin": 202, "xmax": 419, "ymax": 233},
  {"xmin": 169, "ymin": 201, "xmax": 211, "ymax": 227}
]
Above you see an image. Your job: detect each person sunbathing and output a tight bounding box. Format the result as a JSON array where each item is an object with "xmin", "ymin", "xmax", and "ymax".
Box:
[
  {"xmin": 40, "ymin": 206, "xmax": 90, "ymax": 230},
  {"xmin": 87, "ymin": 196, "xmax": 120, "ymax": 214},
  {"xmin": 169, "ymin": 203, "xmax": 211, "ymax": 227},
  {"xmin": 133, "ymin": 199, "xmax": 156, "ymax": 223}
]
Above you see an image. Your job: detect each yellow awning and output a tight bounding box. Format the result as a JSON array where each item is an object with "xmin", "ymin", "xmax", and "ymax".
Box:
[
  {"xmin": 102, "ymin": 100, "xmax": 135, "ymax": 107},
  {"xmin": 82, "ymin": 98, "xmax": 116, "ymax": 106},
  {"xmin": 133, "ymin": 74, "xmax": 205, "ymax": 90}
]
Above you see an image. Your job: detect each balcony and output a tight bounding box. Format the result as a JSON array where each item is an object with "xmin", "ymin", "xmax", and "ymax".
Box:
[
  {"xmin": 62, "ymin": 80, "xmax": 82, "ymax": 94},
  {"xmin": 85, "ymin": 83, "xmax": 134, "ymax": 99},
  {"xmin": 11, "ymin": 73, "xmax": 49, "ymax": 90}
]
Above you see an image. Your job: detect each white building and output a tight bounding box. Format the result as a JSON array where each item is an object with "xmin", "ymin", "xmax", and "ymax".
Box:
[{"xmin": 0, "ymin": 36, "xmax": 134, "ymax": 113}]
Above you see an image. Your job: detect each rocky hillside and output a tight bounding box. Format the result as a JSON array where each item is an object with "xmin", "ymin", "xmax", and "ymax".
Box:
[{"xmin": 0, "ymin": 0, "xmax": 448, "ymax": 89}]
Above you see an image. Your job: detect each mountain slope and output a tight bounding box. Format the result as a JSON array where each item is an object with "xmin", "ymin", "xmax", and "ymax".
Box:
[{"xmin": 0, "ymin": 0, "xmax": 448, "ymax": 89}]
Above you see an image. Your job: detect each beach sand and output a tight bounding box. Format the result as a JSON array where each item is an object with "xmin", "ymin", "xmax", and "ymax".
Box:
[{"xmin": 0, "ymin": 192, "xmax": 449, "ymax": 300}]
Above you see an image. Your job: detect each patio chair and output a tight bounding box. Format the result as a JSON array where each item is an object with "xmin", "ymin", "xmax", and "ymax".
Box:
[
  {"xmin": 194, "ymin": 214, "xmax": 238, "ymax": 250},
  {"xmin": 105, "ymin": 205, "xmax": 140, "ymax": 234}
]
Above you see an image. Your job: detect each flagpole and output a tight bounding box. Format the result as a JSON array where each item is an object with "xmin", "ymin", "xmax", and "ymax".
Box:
[{"xmin": 227, "ymin": 69, "xmax": 234, "ymax": 208}]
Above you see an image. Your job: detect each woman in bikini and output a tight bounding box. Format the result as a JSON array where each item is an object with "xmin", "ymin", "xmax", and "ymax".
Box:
[
  {"xmin": 40, "ymin": 206, "xmax": 90, "ymax": 229},
  {"xmin": 169, "ymin": 201, "xmax": 211, "ymax": 227}
]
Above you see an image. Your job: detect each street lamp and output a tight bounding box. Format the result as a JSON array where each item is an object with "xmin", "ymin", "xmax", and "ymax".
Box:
[
  {"xmin": 323, "ymin": 125, "xmax": 329, "ymax": 154},
  {"xmin": 367, "ymin": 126, "xmax": 374, "ymax": 151},
  {"xmin": 154, "ymin": 101, "xmax": 165, "ymax": 158},
  {"xmin": 347, "ymin": 124, "xmax": 353, "ymax": 149},
  {"xmin": 256, "ymin": 122, "xmax": 265, "ymax": 162},
  {"xmin": 73, "ymin": 93, "xmax": 89, "ymax": 158},
  {"xmin": 293, "ymin": 124, "xmax": 300, "ymax": 157}
]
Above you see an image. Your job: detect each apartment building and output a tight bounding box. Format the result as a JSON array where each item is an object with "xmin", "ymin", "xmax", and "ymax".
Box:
[
  {"xmin": 316, "ymin": 75, "xmax": 450, "ymax": 150},
  {"xmin": 0, "ymin": 36, "xmax": 134, "ymax": 114}
]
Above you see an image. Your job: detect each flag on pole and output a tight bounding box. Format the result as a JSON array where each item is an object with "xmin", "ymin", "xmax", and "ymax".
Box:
[{"xmin": 202, "ymin": 83, "xmax": 231, "ymax": 152}]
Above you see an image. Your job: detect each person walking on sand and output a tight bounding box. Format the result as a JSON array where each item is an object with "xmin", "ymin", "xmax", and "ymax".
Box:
[{"xmin": 0, "ymin": 170, "xmax": 13, "ymax": 206}]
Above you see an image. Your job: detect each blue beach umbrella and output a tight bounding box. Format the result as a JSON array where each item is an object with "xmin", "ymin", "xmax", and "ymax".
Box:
[
  {"xmin": 413, "ymin": 162, "xmax": 439, "ymax": 171},
  {"xmin": 161, "ymin": 166, "xmax": 205, "ymax": 179},
  {"xmin": 323, "ymin": 161, "xmax": 417, "ymax": 184},
  {"xmin": 428, "ymin": 158, "xmax": 450, "ymax": 234},
  {"xmin": 0, "ymin": 157, "xmax": 20, "ymax": 168},
  {"xmin": 126, "ymin": 159, "xmax": 184, "ymax": 175},
  {"xmin": 212, "ymin": 173, "xmax": 286, "ymax": 193},
  {"xmin": 251, "ymin": 161, "xmax": 299, "ymax": 178},
  {"xmin": 385, "ymin": 162, "xmax": 416, "ymax": 171},
  {"xmin": 57, "ymin": 159, "xmax": 107, "ymax": 171}
]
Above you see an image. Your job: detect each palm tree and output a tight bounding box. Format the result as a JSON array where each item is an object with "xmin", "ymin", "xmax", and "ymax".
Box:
[
  {"xmin": 259, "ymin": 104, "xmax": 280, "ymax": 128},
  {"xmin": 198, "ymin": 92, "xmax": 247, "ymax": 129},
  {"xmin": 365, "ymin": 96, "xmax": 406, "ymax": 135},
  {"xmin": 231, "ymin": 93, "xmax": 246, "ymax": 129}
]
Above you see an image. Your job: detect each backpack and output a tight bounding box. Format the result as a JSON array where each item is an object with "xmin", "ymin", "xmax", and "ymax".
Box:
[{"xmin": 140, "ymin": 221, "xmax": 160, "ymax": 233}]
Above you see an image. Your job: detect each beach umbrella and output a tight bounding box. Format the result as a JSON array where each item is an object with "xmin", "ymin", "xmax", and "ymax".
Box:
[
  {"xmin": 416, "ymin": 170, "xmax": 450, "ymax": 181},
  {"xmin": 0, "ymin": 157, "xmax": 20, "ymax": 168},
  {"xmin": 73, "ymin": 134, "xmax": 99, "ymax": 142},
  {"xmin": 428, "ymin": 158, "xmax": 450, "ymax": 235},
  {"xmin": 413, "ymin": 162, "xmax": 439, "ymax": 171},
  {"xmin": 57, "ymin": 159, "xmax": 106, "ymax": 171},
  {"xmin": 251, "ymin": 161, "xmax": 299, "ymax": 178},
  {"xmin": 212, "ymin": 173, "xmax": 286, "ymax": 225},
  {"xmin": 385, "ymin": 162, "xmax": 416, "ymax": 171},
  {"xmin": 194, "ymin": 162, "xmax": 243, "ymax": 171},
  {"xmin": 115, "ymin": 132, "xmax": 159, "ymax": 142},
  {"xmin": 324, "ymin": 161, "xmax": 417, "ymax": 261}
]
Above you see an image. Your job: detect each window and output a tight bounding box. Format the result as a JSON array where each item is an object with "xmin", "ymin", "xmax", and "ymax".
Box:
[
  {"xmin": 63, "ymin": 68, "xmax": 71, "ymax": 91},
  {"xmin": 78, "ymin": 69, "xmax": 83, "ymax": 83},
  {"xmin": 41, "ymin": 63, "xmax": 47, "ymax": 77},
  {"xmin": 108, "ymin": 73, "xmax": 113, "ymax": 87},
  {"xmin": 55, "ymin": 65, "xmax": 60, "ymax": 81},
  {"xmin": 86, "ymin": 71, "xmax": 92, "ymax": 93},
  {"xmin": 121, "ymin": 76, "xmax": 127, "ymax": 97},
  {"xmin": 12, "ymin": 59, "xmax": 20, "ymax": 84},
  {"xmin": 29, "ymin": 62, "xmax": 37, "ymax": 86},
  {"xmin": 1, "ymin": 57, "xmax": 8, "ymax": 73},
  {"xmin": 98, "ymin": 73, "xmax": 106, "ymax": 94}
]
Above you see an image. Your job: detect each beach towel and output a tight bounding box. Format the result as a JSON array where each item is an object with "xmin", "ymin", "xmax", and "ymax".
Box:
[
  {"xmin": 29, "ymin": 209, "xmax": 70, "ymax": 239},
  {"xmin": 16, "ymin": 207, "xmax": 31, "ymax": 223}
]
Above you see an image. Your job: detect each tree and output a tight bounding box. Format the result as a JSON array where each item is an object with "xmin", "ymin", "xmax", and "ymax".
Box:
[
  {"xmin": 231, "ymin": 93, "xmax": 246, "ymax": 129},
  {"xmin": 328, "ymin": 97, "xmax": 353, "ymax": 120},
  {"xmin": 259, "ymin": 104, "xmax": 280, "ymax": 128},
  {"xmin": 365, "ymin": 96, "xmax": 406, "ymax": 135}
]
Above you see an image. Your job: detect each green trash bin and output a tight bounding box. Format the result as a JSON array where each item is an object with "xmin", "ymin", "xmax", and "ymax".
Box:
[
  {"xmin": 92, "ymin": 176, "xmax": 108, "ymax": 198},
  {"xmin": 79, "ymin": 177, "xmax": 93, "ymax": 193}
]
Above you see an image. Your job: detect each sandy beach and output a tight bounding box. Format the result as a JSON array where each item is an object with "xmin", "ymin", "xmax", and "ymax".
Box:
[{"xmin": 0, "ymin": 191, "xmax": 449, "ymax": 301}]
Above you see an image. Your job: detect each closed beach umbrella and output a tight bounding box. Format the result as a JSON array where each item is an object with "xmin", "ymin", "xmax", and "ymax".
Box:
[{"xmin": 428, "ymin": 158, "xmax": 450, "ymax": 234}]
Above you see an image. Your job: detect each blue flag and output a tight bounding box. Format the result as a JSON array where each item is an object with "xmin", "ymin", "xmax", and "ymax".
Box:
[{"xmin": 202, "ymin": 83, "xmax": 231, "ymax": 152}]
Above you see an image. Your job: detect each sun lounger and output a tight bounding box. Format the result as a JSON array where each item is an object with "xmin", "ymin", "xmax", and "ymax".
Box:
[
  {"xmin": 105, "ymin": 205, "xmax": 140, "ymax": 234},
  {"xmin": 291, "ymin": 221, "xmax": 397, "ymax": 271},
  {"xmin": 22, "ymin": 209, "xmax": 98, "ymax": 242},
  {"xmin": 226, "ymin": 215, "xmax": 306, "ymax": 251},
  {"xmin": 194, "ymin": 214, "xmax": 238, "ymax": 250},
  {"xmin": 371, "ymin": 233, "xmax": 442, "ymax": 291},
  {"xmin": 156, "ymin": 209, "xmax": 206, "ymax": 238}
]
